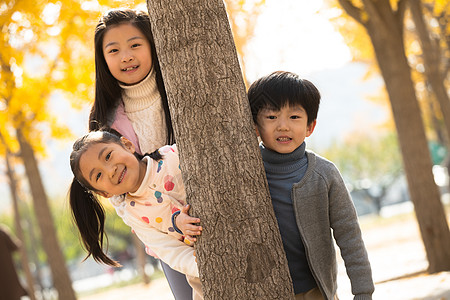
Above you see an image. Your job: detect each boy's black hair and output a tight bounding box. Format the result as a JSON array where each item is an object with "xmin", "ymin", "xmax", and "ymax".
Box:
[
  {"xmin": 247, "ymin": 71, "xmax": 320, "ymax": 125},
  {"xmin": 89, "ymin": 8, "xmax": 175, "ymax": 145}
]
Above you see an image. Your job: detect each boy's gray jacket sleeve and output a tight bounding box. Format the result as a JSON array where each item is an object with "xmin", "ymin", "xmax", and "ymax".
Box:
[{"xmin": 292, "ymin": 151, "xmax": 374, "ymax": 300}]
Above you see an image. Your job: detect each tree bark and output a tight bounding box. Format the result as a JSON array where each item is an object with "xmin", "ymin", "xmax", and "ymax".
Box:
[
  {"xmin": 24, "ymin": 215, "xmax": 48, "ymax": 298},
  {"xmin": 16, "ymin": 129, "xmax": 77, "ymax": 300},
  {"xmin": 146, "ymin": 0, "xmax": 294, "ymax": 298},
  {"xmin": 410, "ymin": 0, "xmax": 450, "ymax": 142},
  {"xmin": 2, "ymin": 144, "xmax": 37, "ymax": 300},
  {"xmin": 425, "ymin": 2, "xmax": 450, "ymax": 76},
  {"xmin": 426, "ymin": 87, "xmax": 447, "ymax": 147},
  {"xmin": 410, "ymin": 0, "xmax": 450, "ymax": 192},
  {"xmin": 340, "ymin": 0, "xmax": 450, "ymax": 273}
]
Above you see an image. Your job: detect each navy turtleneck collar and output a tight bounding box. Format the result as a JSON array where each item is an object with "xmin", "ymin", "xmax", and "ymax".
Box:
[
  {"xmin": 260, "ymin": 142, "xmax": 306, "ymax": 164},
  {"xmin": 259, "ymin": 142, "xmax": 307, "ymax": 175}
]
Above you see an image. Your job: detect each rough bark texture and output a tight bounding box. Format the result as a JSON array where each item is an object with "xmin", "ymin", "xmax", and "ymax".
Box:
[
  {"xmin": 16, "ymin": 129, "xmax": 77, "ymax": 300},
  {"xmin": 340, "ymin": 0, "xmax": 450, "ymax": 273},
  {"xmin": 146, "ymin": 0, "xmax": 294, "ymax": 299}
]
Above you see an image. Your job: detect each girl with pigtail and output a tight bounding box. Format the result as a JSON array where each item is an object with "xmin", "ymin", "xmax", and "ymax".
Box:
[{"xmin": 69, "ymin": 130, "xmax": 203, "ymax": 299}]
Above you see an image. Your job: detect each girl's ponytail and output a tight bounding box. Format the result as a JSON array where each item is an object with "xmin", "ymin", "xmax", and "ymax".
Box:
[{"xmin": 69, "ymin": 178, "xmax": 120, "ymax": 267}]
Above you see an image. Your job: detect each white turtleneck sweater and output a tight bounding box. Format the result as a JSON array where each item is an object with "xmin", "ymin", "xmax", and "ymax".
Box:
[{"xmin": 119, "ymin": 68, "xmax": 167, "ymax": 153}]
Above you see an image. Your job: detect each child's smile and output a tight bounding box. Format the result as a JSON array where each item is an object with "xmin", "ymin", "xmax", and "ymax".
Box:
[
  {"xmin": 102, "ymin": 23, "xmax": 152, "ymax": 85},
  {"xmin": 118, "ymin": 167, "xmax": 126, "ymax": 184},
  {"xmin": 79, "ymin": 139, "xmax": 146, "ymax": 197},
  {"xmin": 277, "ymin": 136, "xmax": 292, "ymax": 142},
  {"xmin": 255, "ymin": 105, "xmax": 316, "ymax": 154},
  {"xmin": 121, "ymin": 65, "xmax": 138, "ymax": 72}
]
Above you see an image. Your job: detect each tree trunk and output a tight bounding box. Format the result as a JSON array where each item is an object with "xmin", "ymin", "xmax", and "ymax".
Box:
[
  {"xmin": 426, "ymin": 2, "xmax": 450, "ymax": 76},
  {"xmin": 426, "ymin": 87, "xmax": 447, "ymax": 147},
  {"xmin": 410, "ymin": 0, "xmax": 450, "ymax": 142},
  {"xmin": 146, "ymin": 0, "xmax": 294, "ymax": 299},
  {"xmin": 133, "ymin": 234, "xmax": 150, "ymax": 284},
  {"xmin": 16, "ymin": 129, "xmax": 77, "ymax": 300},
  {"xmin": 340, "ymin": 0, "xmax": 450, "ymax": 273},
  {"xmin": 410, "ymin": 0, "xmax": 450, "ymax": 194},
  {"xmin": 24, "ymin": 214, "xmax": 48, "ymax": 299},
  {"xmin": 3, "ymin": 147, "xmax": 37, "ymax": 300}
]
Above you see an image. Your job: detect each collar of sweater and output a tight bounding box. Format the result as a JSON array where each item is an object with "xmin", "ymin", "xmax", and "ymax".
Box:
[
  {"xmin": 128, "ymin": 156, "xmax": 151, "ymax": 197},
  {"xmin": 260, "ymin": 142, "xmax": 307, "ymax": 174},
  {"xmin": 119, "ymin": 67, "xmax": 160, "ymax": 113}
]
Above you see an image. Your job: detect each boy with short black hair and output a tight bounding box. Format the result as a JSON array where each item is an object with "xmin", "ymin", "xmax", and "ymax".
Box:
[
  {"xmin": 247, "ymin": 71, "xmax": 374, "ymax": 300},
  {"xmin": 174, "ymin": 71, "xmax": 374, "ymax": 299}
]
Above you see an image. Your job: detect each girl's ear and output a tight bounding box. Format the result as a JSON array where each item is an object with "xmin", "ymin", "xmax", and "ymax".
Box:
[{"xmin": 120, "ymin": 137, "xmax": 136, "ymax": 153}]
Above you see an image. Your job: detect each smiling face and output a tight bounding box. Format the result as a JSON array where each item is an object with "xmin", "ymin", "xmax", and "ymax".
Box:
[
  {"xmin": 102, "ymin": 23, "xmax": 152, "ymax": 85},
  {"xmin": 79, "ymin": 137, "xmax": 146, "ymax": 197},
  {"xmin": 255, "ymin": 104, "xmax": 316, "ymax": 154}
]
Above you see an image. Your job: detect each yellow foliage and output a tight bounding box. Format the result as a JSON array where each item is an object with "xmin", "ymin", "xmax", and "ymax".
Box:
[
  {"xmin": 1, "ymin": 0, "xmax": 98, "ymax": 159},
  {"xmin": 325, "ymin": 0, "xmax": 449, "ymax": 139},
  {"xmin": 326, "ymin": 0, "xmax": 374, "ymax": 62},
  {"xmin": 224, "ymin": 0, "xmax": 265, "ymax": 86},
  {"xmin": 433, "ymin": 0, "xmax": 450, "ymax": 14},
  {"xmin": 0, "ymin": 118, "xmax": 19, "ymax": 156},
  {"xmin": 97, "ymin": 0, "xmax": 147, "ymax": 11},
  {"xmin": 323, "ymin": 0, "xmax": 395, "ymax": 132}
]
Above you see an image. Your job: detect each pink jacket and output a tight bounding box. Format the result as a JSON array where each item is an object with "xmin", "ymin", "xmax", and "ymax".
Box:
[{"xmin": 111, "ymin": 102, "xmax": 142, "ymax": 154}]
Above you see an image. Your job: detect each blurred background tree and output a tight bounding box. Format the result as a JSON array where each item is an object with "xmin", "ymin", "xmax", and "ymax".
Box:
[
  {"xmin": 323, "ymin": 132, "xmax": 403, "ymax": 215},
  {"xmin": 406, "ymin": 0, "xmax": 450, "ymax": 162},
  {"xmin": 327, "ymin": 0, "xmax": 450, "ymax": 272},
  {"xmin": 0, "ymin": 0, "xmax": 100, "ymax": 298}
]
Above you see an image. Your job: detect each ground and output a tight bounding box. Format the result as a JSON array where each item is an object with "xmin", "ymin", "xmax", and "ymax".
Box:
[{"xmin": 80, "ymin": 202, "xmax": 450, "ymax": 300}]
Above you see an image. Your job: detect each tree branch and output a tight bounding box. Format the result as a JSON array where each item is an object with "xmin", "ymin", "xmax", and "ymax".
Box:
[
  {"xmin": 396, "ymin": 0, "xmax": 410, "ymax": 33},
  {"xmin": 338, "ymin": 0, "xmax": 365, "ymax": 26},
  {"xmin": 0, "ymin": 53, "xmax": 14, "ymax": 106},
  {"xmin": 426, "ymin": 2, "xmax": 450, "ymax": 78}
]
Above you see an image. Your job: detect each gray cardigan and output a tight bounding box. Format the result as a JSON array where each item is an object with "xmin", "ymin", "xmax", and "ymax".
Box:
[{"xmin": 292, "ymin": 150, "xmax": 374, "ymax": 300}]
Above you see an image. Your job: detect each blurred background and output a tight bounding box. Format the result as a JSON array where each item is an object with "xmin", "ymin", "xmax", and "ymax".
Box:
[{"xmin": 0, "ymin": 0, "xmax": 449, "ymax": 299}]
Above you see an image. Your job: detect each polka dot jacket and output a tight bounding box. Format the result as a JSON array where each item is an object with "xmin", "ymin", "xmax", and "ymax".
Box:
[{"xmin": 110, "ymin": 145, "xmax": 198, "ymax": 277}]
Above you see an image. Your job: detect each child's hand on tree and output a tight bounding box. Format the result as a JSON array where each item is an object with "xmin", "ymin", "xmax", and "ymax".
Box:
[{"xmin": 175, "ymin": 204, "xmax": 202, "ymax": 242}]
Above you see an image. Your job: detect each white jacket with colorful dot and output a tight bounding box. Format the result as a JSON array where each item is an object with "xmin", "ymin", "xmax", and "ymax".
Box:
[{"xmin": 110, "ymin": 144, "xmax": 198, "ymax": 278}]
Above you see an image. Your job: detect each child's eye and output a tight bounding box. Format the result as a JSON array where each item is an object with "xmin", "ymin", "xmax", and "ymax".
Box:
[
  {"xmin": 96, "ymin": 172, "xmax": 102, "ymax": 182},
  {"xmin": 106, "ymin": 152, "xmax": 112, "ymax": 161},
  {"xmin": 267, "ymin": 116, "xmax": 276, "ymax": 120},
  {"xmin": 291, "ymin": 115, "xmax": 301, "ymax": 119},
  {"xmin": 108, "ymin": 49, "xmax": 118, "ymax": 54},
  {"xmin": 131, "ymin": 43, "xmax": 141, "ymax": 48}
]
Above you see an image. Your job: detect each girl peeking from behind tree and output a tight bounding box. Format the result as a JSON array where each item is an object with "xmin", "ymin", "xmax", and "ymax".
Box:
[{"xmin": 68, "ymin": 129, "xmax": 203, "ymax": 300}]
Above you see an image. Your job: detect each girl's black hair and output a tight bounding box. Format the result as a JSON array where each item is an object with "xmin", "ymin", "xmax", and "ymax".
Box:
[
  {"xmin": 69, "ymin": 129, "xmax": 161, "ymax": 266},
  {"xmin": 89, "ymin": 8, "xmax": 175, "ymax": 145},
  {"xmin": 69, "ymin": 178, "xmax": 119, "ymax": 266}
]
